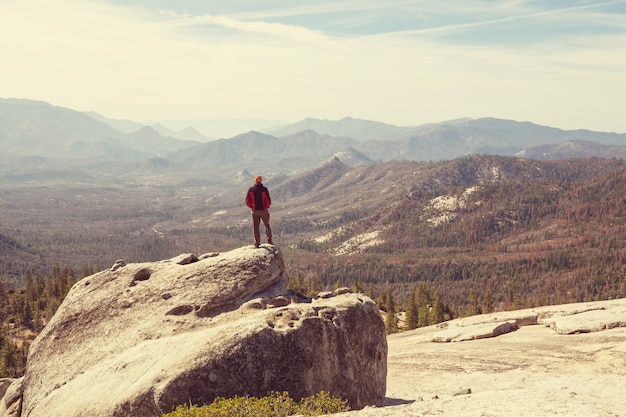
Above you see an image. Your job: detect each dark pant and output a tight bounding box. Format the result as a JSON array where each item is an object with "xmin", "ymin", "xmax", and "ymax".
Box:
[{"xmin": 252, "ymin": 209, "xmax": 272, "ymax": 245}]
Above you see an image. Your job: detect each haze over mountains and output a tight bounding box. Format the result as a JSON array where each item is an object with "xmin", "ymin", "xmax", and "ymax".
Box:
[{"xmin": 2, "ymin": 98, "xmax": 626, "ymax": 185}]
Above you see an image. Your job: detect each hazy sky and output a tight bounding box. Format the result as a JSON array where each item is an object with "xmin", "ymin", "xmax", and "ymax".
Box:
[{"xmin": 2, "ymin": 0, "xmax": 626, "ymax": 132}]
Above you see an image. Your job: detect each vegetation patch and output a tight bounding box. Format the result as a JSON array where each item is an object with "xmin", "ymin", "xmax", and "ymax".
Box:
[{"xmin": 162, "ymin": 391, "xmax": 350, "ymax": 417}]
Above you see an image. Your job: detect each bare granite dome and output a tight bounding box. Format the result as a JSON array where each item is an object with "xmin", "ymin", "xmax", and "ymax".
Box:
[
  {"xmin": 334, "ymin": 298, "xmax": 626, "ymax": 417},
  {"xmin": 2, "ymin": 246, "xmax": 387, "ymax": 417}
]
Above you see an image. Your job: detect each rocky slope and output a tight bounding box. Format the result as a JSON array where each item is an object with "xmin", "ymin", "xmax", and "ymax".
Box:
[{"xmin": 331, "ymin": 298, "xmax": 626, "ymax": 417}]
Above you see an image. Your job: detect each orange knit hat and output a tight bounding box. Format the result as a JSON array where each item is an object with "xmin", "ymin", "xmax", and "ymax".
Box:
[{"xmin": 255, "ymin": 175, "xmax": 262, "ymax": 183}]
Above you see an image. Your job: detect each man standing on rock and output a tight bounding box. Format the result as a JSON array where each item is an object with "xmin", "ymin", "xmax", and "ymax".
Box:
[{"xmin": 246, "ymin": 175, "xmax": 273, "ymax": 248}]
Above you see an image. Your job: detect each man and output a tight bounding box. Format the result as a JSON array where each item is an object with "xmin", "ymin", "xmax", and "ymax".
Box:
[{"xmin": 245, "ymin": 175, "xmax": 273, "ymax": 247}]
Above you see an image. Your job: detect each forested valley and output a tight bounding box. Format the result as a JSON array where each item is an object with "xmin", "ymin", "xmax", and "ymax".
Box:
[
  {"xmin": 2, "ymin": 155, "xmax": 626, "ymax": 377},
  {"xmin": 283, "ymin": 159, "xmax": 626, "ymax": 325}
]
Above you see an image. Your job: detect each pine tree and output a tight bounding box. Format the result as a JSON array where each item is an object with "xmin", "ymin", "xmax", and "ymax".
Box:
[
  {"xmin": 307, "ymin": 275, "xmax": 320, "ymax": 297},
  {"xmin": 483, "ymin": 289, "xmax": 494, "ymax": 313},
  {"xmin": 405, "ymin": 289, "xmax": 418, "ymax": 330},
  {"xmin": 287, "ymin": 274, "xmax": 307, "ymax": 295},
  {"xmin": 384, "ymin": 291, "xmax": 398, "ymax": 334},
  {"xmin": 512, "ymin": 292, "xmax": 525, "ymax": 310},
  {"xmin": 418, "ymin": 305, "xmax": 430, "ymax": 327},
  {"xmin": 80, "ymin": 264, "xmax": 95, "ymax": 278},
  {"xmin": 22, "ymin": 302, "xmax": 33, "ymax": 328},
  {"xmin": 24, "ymin": 270, "xmax": 35, "ymax": 302},
  {"xmin": 1, "ymin": 341, "xmax": 19, "ymax": 378},
  {"xmin": 429, "ymin": 292, "xmax": 445, "ymax": 325},
  {"xmin": 467, "ymin": 290, "xmax": 479, "ymax": 316},
  {"xmin": 366, "ymin": 283, "xmax": 374, "ymax": 299}
]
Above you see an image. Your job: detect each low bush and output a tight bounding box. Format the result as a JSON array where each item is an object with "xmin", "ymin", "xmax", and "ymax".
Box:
[{"xmin": 162, "ymin": 391, "xmax": 349, "ymax": 417}]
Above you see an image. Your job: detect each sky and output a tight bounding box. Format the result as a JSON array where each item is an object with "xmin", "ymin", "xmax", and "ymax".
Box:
[{"xmin": 2, "ymin": 0, "xmax": 626, "ymax": 133}]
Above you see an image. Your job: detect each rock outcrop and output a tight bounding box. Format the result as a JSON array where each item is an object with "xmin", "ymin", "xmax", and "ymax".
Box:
[
  {"xmin": 332, "ymin": 297, "xmax": 626, "ymax": 417},
  {"xmin": 13, "ymin": 245, "xmax": 387, "ymax": 417},
  {"xmin": 431, "ymin": 299, "xmax": 626, "ymax": 342}
]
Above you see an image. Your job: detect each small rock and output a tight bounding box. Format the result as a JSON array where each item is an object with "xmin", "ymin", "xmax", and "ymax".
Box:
[
  {"xmin": 241, "ymin": 298, "xmax": 267, "ymax": 310},
  {"xmin": 267, "ymin": 296, "xmax": 290, "ymax": 308},
  {"xmin": 317, "ymin": 291, "xmax": 334, "ymax": 299},
  {"xmin": 110, "ymin": 259, "xmax": 126, "ymax": 271},
  {"xmin": 334, "ymin": 287, "xmax": 352, "ymax": 296},
  {"xmin": 453, "ymin": 388, "xmax": 472, "ymax": 396},
  {"xmin": 170, "ymin": 253, "xmax": 199, "ymax": 265}
]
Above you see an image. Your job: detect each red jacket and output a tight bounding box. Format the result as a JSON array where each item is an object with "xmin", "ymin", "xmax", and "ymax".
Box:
[{"xmin": 246, "ymin": 183, "xmax": 271, "ymax": 210}]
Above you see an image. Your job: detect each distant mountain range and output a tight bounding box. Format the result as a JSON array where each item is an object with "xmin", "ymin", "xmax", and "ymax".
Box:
[
  {"xmin": 0, "ymin": 99, "xmax": 199, "ymax": 160},
  {"xmin": 86, "ymin": 111, "xmax": 209, "ymax": 142},
  {"xmin": 1, "ymin": 98, "xmax": 626, "ymax": 184},
  {"xmin": 262, "ymin": 116, "xmax": 412, "ymax": 140}
]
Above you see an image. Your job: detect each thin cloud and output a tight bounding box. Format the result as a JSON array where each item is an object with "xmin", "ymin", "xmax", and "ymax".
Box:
[
  {"xmin": 164, "ymin": 13, "xmax": 333, "ymax": 47},
  {"xmin": 366, "ymin": 0, "xmax": 626, "ymax": 39},
  {"xmin": 222, "ymin": 0, "xmax": 412, "ymax": 21},
  {"xmin": 1, "ymin": 0, "xmax": 626, "ymax": 132}
]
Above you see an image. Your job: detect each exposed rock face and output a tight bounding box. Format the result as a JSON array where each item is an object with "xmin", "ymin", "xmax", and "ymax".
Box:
[
  {"xmin": 0, "ymin": 377, "xmax": 22, "ymax": 417},
  {"xmin": 332, "ymin": 298, "xmax": 626, "ymax": 417},
  {"xmin": 431, "ymin": 299, "xmax": 626, "ymax": 342},
  {"xmin": 17, "ymin": 246, "xmax": 387, "ymax": 417}
]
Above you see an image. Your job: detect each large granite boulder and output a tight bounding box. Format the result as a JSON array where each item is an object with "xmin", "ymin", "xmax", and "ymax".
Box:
[{"xmin": 18, "ymin": 246, "xmax": 387, "ymax": 417}]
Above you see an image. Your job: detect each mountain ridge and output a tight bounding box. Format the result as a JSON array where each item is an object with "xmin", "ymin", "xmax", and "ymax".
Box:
[
  {"xmin": 516, "ymin": 139, "xmax": 626, "ymax": 159},
  {"xmin": 2, "ymin": 98, "xmax": 626, "ymax": 184}
]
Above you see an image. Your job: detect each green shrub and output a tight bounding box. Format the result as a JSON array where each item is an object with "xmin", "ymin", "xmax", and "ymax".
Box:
[
  {"xmin": 162, "ymin": 391, "xmax": 350, "ymax": 417},
  {"xmin": 295, "ymin": 391, "xmax": 350, "ymax": 416}
]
